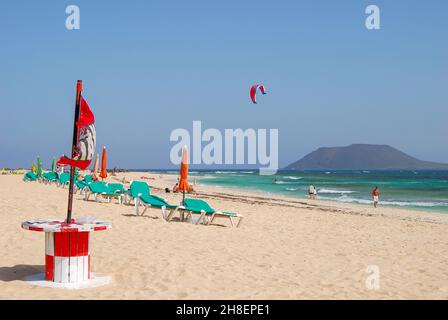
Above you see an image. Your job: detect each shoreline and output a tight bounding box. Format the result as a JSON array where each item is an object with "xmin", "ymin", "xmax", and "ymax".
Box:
[
  {"xmin": 147, "ymin": 170, "xmax": 448, "ymax": 219},
  {"xmin": 199, "ymin": 179, "xmax": 448, "ymax": 215}
]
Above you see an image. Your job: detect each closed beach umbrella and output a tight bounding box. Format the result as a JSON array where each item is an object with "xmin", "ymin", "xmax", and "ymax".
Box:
[
  {"xmin": 31, "ymin": 163, "xmax": 37, "ymax": 174},
  {"xmin": 37, "ymin": 157, "xmax": 43, "ymax": 177},
  {"xmin": 178, "ymin": 145, "xmax": 190, "ymax": 205},
  {"xmin": 99, "ymin": 146, "xmax": 108, "ymax": 181},
  {"xmin": 92, "ymin": 154, "xmax": 99, "ymax": 181},
  {"xmin": 51, "ymin": 158, "xmax": 56, "ymax": 172}
]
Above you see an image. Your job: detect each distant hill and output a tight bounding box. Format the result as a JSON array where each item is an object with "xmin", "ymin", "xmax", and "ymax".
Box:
[{"xmin": 285, "ymin": 144, "xmax": 448, "ymax": 170}]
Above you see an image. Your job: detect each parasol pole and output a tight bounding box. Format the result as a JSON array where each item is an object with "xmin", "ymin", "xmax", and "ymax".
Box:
[{"xmin": 66, "ymin": 80, "xmax": 83, "ymax": 223}]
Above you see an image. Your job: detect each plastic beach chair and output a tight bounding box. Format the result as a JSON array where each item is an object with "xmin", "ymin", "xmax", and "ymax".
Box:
[
  {"xmin": 23, "ymin": 172, "xmax": 38, "ymax": 182},
  {"xmin": 107, "ymin": 183, "xmax": 126, "ymax": 194},
  {"xmin": 57, "ymin": 172, "xmax": 71, "ymax": 188},
  {"xmin": 42, "ymin": 171, "xmax": 59, "ymax": 184},
  {"xmin": 84, "ymin": 181, "xmax": 124, "ymax": 204},
  {"xmin": 75, "ymin": 174, "xmax": 93, "ymax": 193},
  {"xmin": 166, "ymin": 198, "xmax": 243, "ymax": 228},
  {"xmin": 129, "ymin": 181, "xmax": 177, "ymax": 217}
]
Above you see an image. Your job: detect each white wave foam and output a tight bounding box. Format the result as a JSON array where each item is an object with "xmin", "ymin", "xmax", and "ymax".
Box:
[
  {"xmin": 380, "ymin": 200, "xmax": 448, "ymax": 207},
  {"xmin": 318, "ymin": 188, "xmax": 356, "ymax": 194},
  {"xmin": 282, "ymin": 176, "xmax": 303, "ymax": 180},
  {"xmin": 215, "ymin": 171, "xmax": 238, "ymax": 174},
  {"xmin": 274, "ymin": 180, "xmax": 287, "ymax": 184},
  {"xmin": 285, "ymin": 188, "xmax": 299, "ymax": 191},
  {"xmin": 200, "ymin": 175, "xmax": 217, "ymax": 179},
  {"xmin": 326, "ymin": 195, "xmax": 448, "ymax": 207}
]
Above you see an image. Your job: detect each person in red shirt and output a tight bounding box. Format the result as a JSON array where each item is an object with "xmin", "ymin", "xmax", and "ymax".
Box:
[{"xmin": 372, "ymin": 186, "xmax": 380, "ymax": 208}]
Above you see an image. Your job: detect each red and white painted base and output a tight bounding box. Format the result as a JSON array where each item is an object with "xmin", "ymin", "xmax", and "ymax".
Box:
[
  {"xmin": 24, "ymin": 272, "xmax": 111, "ymax": 290},
  {"xmin": 22, "ymin": 218, "xmax": 112, "ymax": 289}
]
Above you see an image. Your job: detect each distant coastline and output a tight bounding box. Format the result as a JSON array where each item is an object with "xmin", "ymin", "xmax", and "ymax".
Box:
[{"xmin": 286, "ymin": 144, "xmax": 448, "ymax": 170}]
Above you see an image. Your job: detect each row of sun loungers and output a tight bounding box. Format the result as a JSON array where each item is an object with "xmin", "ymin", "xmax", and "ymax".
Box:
[
  {"xmin": 24, "ymin": 171, "xmax": 73, "ymax": 187},
  {"xmin": 23, "ymin": 172, "xmax": 243, "ymax": 228}
]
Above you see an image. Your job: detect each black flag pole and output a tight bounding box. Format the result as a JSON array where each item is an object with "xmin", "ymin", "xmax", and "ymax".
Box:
[{"xmin": 66, "ymin": 80, "xmax": 83, "ymax": 223}]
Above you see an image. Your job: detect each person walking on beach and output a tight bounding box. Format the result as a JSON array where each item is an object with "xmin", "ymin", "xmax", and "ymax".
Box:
[
  {"xmin": 308, "ymin": 185, "xmax": 316, "ymax": 200},
  {"xmin": 372, "ymin": 186, "xmax": 380, "ymax": 208}
]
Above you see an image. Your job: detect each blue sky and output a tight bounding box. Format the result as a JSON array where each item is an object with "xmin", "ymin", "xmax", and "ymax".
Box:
[{"xmin": 0, "ymin": 0, "xmax": 447, "ymax": 169}]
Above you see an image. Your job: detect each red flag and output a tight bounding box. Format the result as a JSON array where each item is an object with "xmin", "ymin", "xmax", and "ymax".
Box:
[
  {"xmin": 77, "ymin": 97, "xmax": 95, "ymax": 127},
  {"xmin": 58, "ymin": 96, "xmax": 96, "ymax": 170}
]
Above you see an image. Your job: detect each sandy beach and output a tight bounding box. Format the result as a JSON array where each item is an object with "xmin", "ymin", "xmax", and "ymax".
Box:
[{"xmin": 1, "ymin": 171, "xmax": 448, "ymax": 299}]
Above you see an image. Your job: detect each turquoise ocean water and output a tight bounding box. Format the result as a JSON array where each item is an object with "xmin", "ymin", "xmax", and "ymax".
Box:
[{"xmin": 151, "ymin": 170, "xmax": 448, "ymax": 213}]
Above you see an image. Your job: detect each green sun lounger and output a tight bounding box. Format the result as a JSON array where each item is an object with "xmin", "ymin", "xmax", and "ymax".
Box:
[
  {"xmin": 42, "ymin": 171, "xmax": 59, "ymax": 184},
  {"xmin": 84, "ymin": 181, "xmax": 124, "ymax": 204},
  {"xmin": 57, "ymin": 172, "xmax": 71, "ymax": 188},
  {"xmin": 75, "ymin": 174, "xmax": 93, "ymax": 193},
  {"xmin": 107, "ymin": 183, "xmax": 126, "ymax": 194},
  {"xmin": 23, "ymin": 172, "xmax": 38, "ymax": 182},
  {"xmin": 129, "ymin": 181, "xmax": 177, "ymax": 217},
  {"xmin": 166, "ymin": 198, "xmax": 243, "ymax": 227}
]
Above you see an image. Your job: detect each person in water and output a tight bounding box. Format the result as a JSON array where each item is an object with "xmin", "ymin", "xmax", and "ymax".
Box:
[
  {"xmin": 372, "ymin": 186, "xmax": 380, "ymax": 208},
  {"xmin": 308, "ymin": 185, "xmax": 316, "ymax": 200}
]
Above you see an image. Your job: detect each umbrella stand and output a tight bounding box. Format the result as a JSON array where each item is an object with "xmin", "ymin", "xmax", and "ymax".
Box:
[
  {"xmin": 178, "ymin": 145, "xmax": 189, "ymax": 221},
  {"xmin": 21, "ymin": 219, "xmax": 111, "ymax": 288},
  {"xmin": 179, "ymin": 190, "xmax": 185, "ymax": 221}
]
